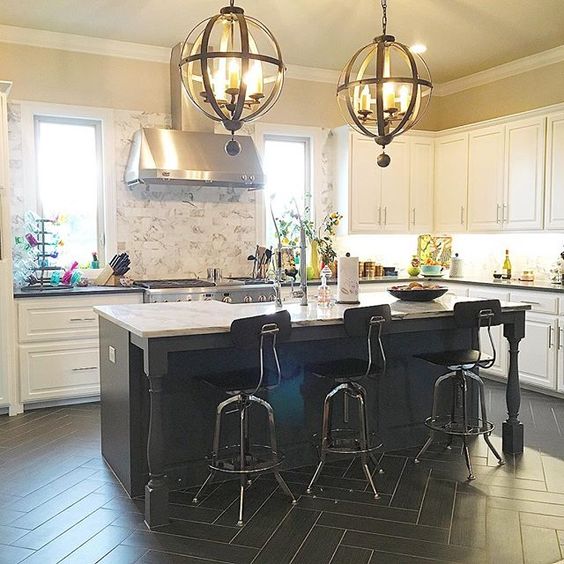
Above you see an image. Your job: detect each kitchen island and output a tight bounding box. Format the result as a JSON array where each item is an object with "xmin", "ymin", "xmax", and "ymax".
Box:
[{"xmin": 95, "ymin": 292, "xmax": 529, "ymax": 528}]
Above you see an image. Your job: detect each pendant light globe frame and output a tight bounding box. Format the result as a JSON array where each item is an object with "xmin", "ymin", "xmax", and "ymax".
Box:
[
  {"xmin": 179, "ymin": 1, "xmax": 285, "ymax": 155},
  {"xmin": 337, "ymin": 18, "xmax": 433, "ymax": 167}
]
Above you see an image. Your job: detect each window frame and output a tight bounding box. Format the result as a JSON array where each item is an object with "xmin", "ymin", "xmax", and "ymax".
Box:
[
  {"xmin": 253, "ymin": 123, "xmax": 325, "ymax": 245},
  {"xmin": 20, "ymin": 101, "xmax": 116, "ymax": 265}
]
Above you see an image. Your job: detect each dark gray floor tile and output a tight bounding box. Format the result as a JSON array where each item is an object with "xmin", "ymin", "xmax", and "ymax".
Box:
[
  {"xmin": 97, "ymin": 544, "xmax": 149, "ymax": 563},
  {"xmin": 319, "ymin": 511, "xmax": 448, "ymax": 543},
  {"xmin": 122, "ymin": 530, "xmax": 258, "ymax": 564},
  {"xmin": 330, "ymin": 545, "xmax": 372, "ymax": 564},
  {"xmin": 138, "ymin": 551, "xmax": 224, "ymax": 563},
  {"xmin": 0, "ymin": 543, "xmax": 34, "ymax": 564},
  {"xmin": 449, "ymin": 492, "xmax": 486, "ymax": 549},
  {"xmin": 58, "ymin": 525, "xmax": 132, "ymax": 563},
  {"xmin": 418, "ymin": 478, "xmax": 456, "ymax": 528},
  {"xmin": 290, "ymin": 525, "xmax": 344, "ymax": 564},
  {"xmin": 298, "ymin": 494, "xmax": 417, "ymax": 523},
  {"xmin": 251, "ymin": 507, "xmax": 320, "ymax": 564},
  {"xmin": 390, "ymin": 459, "xmax": 431, "ymax": 511},
  {"xmin": 229, "ymin": 491, "xmax": 295, "ymax": 548},
  {"xmin": 152, "ymin": 518, "xmax": 237, "ymax": 543},
  {"xmin": 343, "ymin": 530, "xmax": 485, "ymax": 562},
  {"xmin": 521, "ymin": 525, "xmax": 562, "ymax": 564},
  {"xmin": 485, "ymin": 507, "xmax": 523, "ymax": 564}
]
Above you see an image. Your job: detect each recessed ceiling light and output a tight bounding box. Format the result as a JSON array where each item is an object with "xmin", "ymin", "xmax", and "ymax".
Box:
[{"xmin": 410, "ymin": 43, "xmax": 427, "ymax": 54}]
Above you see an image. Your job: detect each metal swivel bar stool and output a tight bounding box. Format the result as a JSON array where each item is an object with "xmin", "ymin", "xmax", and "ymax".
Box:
[
  {"xmin": 306, "ymin": 304, "xmax": 391, "ymax": 499},
  {"xmin": 192, "ymin": 310, "xmax": 296, "ymax": 526},
  {"xmin": 414, "ymin": 300, "xmax": 505, "ymax": 480}
]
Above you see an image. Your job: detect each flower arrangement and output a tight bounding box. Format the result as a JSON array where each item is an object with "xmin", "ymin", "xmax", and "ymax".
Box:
[{"xmin": 274, "ymin": 208, "xmax": 342, "ymax": 266}]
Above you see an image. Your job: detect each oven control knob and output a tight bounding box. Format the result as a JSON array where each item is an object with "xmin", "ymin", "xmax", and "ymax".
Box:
[
  {"xmin": 222, "ymin": 294, "xmax": 232, "ymax": 303},
  {"xmin": 268, "ymin": 294, "xmax": 276, "ymax": 301},
  {"xmin": 204, "ymin": 294, "xmax": 213, "ymax": 301},
  {"xmin": 163, "ymin": 299, "xmax": 168, "ymax": 302},
  {"xmin": 244, "ymin": 296, "xmax": 253, "ymax": 303},
  {"xmin": 258, "ymin": 295, "xmax": 267, "ymax": 302}
]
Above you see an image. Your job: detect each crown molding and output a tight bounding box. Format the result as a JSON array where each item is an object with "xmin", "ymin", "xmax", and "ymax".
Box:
[
  {"xmin": 0, "ymin": 24, "xmax": 171, "ymax": 63},
  {"xmin": 434, "ymin": 44, "xmax": 564, "ymax": 97},
  {"xmin": 1, "ymin": 24, "xmax": 563, "ymax": 95}
]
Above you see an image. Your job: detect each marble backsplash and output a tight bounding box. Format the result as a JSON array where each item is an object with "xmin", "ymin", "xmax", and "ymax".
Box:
[{"xmin": 8, "ymin": 104, "xmax": 259, "ymax": 279}]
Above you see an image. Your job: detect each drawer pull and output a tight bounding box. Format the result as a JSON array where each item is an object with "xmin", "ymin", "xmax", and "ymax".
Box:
[
  {"xmin": 559, "ymin": 328, "xmax": 563, "ymax": 351},
  {"xmin": 519, "ymin": 301, "xmax": 540, "ymax": 305},
  {"xmin": 72, "ymin": 366, "xmax": 98, "ymax": 372},
  {"xmin": 69, "ymin": 317, "xmax": 96, "ymax": 322},
  {"xmin": 549, "ymin": 327, "xmax": 554, "ymax": 349}
]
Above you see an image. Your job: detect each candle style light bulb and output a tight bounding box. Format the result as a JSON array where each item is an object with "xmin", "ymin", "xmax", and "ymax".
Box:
[
  {"xmin": 399, "ymin": 85, "xmax": 409, "ymax": 114},
  {"xmin": 360, "ymin": 85, "xmax": 371, "ymax": 111},
  {"xmin": 228, "ymin": 58, "xmax": 240, "ymax": 91},
  {"xmin": 383, "ymin": 48, "xmax": 396, "ymax": 111}
]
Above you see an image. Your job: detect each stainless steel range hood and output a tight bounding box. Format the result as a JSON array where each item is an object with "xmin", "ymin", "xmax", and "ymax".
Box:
[
  {"xmin": 124, "ymin": 128, "xmax": 265, "ymax": 188},
  {"xmin": 124, "ymin": 43, "xmax": 265, "ymax": 189}
]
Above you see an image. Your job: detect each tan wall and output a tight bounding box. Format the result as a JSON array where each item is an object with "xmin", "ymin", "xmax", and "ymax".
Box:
[
  {"xmin": 0, "ymin": 42, "xmax": 345, "ymax": 128},
  {"xmin": 436, "ymin": 61, "xmax": 564, "ymax": 130}
]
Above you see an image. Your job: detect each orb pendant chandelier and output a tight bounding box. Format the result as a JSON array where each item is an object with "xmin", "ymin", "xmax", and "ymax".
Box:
[
  {"xmin": 337, "ymin": 0, "xmax": 433, "ymax": 167},
  {"xmin": 179, "ymin": 0, "xmax": 285, "ymax": 156}
]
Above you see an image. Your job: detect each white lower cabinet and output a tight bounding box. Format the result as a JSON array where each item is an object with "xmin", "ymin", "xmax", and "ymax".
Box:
[
  {"xmin": 517, "ymin": 313, "xmax": 558, "ymax": 390},
  {"xmin": 19, "ymin": 340, "xmax": 100, "ymax": 402},
  {"xmin": 16, "ymin": 292, "xmax": 143, "ymax": 404}
]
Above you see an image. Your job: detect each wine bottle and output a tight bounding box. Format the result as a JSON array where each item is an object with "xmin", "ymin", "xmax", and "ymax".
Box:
[{"xmin": 503, "ymin": 249, "xmax": 512, "ymax": 279}]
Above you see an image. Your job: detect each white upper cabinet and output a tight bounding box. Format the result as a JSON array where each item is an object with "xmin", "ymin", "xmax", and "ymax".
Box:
[
  {"xmin": 434, "ymin": 133, "xmax": 468, "ymax": 233},
  {"xmin": 349, "ymin": 135, "xmax": 381, "ymax": 232},
  {"xmin": 380, "ymin": 138, "xmax": 410, "ymax": 232},
  {"xmin": 545, "ymin": 113, "xmax": 564, "ymax": 230},
  {"xmin": 504, "ymin": 117, "xmax": 545, "ymax": 231},
  {"xmin": 467, "ymin": 125, "xmax": 505, "ymax": 232},
  {"xmin": 409, "ymin": 137, "xmax": 434, "ymax": 233}
]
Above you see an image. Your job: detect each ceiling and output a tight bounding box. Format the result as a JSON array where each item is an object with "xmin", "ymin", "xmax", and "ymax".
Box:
[{"xmin": 0, "ymin": 0, "xmax": 563, "ymax": 83}]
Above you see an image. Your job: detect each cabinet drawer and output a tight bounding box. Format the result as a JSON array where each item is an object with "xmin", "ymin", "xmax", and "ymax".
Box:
[
  {"xmin": 19, "ymin": 339, "xmax": 100, "ymax": 402},
  {"xmin": 468, "ymin": 287, "xmax": 510, "ymax": 301},
  {"xmin": 18, "ymin": 294, "xmax": 143, "ymax": 342},
  {"xmin": 509, "ymin": 290, "xmax": 559, "ymax": 315}
]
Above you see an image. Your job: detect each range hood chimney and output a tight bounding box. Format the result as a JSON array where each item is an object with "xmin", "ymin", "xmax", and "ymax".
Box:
[{"xmin": 124, "ymin": 45, "xmax": 265, "ymax": 189}]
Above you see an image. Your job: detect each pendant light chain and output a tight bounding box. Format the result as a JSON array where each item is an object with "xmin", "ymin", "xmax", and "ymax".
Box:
[{"xmin": 381, "ymin": 0, "xmax": 387, "ymax": 35}]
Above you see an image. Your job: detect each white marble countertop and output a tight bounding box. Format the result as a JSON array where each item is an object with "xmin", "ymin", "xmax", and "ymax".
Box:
[{"xmin": 94, "ymin": 291, "xmax": 529, "ymax": 339}]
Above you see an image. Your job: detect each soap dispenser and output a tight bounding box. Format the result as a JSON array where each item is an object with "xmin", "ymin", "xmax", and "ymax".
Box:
[{"xmin": 317, "ymin": 265, "xmax": 333, "ymax": 307}]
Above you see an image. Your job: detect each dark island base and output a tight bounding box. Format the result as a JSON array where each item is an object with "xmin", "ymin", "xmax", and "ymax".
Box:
[{"xmin": 101, "ymin": 322, "xmax": 486, "ymax": 499}]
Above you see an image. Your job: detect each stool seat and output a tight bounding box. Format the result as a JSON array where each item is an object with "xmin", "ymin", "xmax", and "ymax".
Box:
[
  {"xmin": 202, "ymin": 369, "xmax": 278, "ymax": 395},
  {"xmin": 306, "ymin": 358, "xmax": 368, "ymax": 382},
  {"xmin": 416, "ymin": 349, "xmax": 493, "ymax": 368}
]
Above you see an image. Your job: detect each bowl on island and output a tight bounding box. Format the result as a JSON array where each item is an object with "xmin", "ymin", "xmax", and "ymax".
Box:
[
  {"xmin": 420, "ymin": 264, "xmax": 444, "ymax": 276},
  {"xmin": 387, "ymin": 282, "xmax": 449, "ymax": 302}
]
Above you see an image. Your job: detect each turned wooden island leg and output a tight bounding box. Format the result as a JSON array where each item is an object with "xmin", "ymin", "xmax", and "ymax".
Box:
[
  {"xmin": 502, "ymin": 312, "xmax": 525, "ymax": 454},
  {"xmin": 144, "ymin": 370, "xmax": 169, "ymax": 528}
]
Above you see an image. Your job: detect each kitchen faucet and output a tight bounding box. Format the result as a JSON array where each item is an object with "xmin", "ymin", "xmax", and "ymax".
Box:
[{"xmin": 269, "ymin": 199, "xmax": 284, "ymax": 308}]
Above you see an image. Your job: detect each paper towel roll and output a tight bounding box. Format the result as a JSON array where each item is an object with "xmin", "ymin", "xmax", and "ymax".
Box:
[{"xmin": 337, "ymin": 255, "xmax": 360, "ymax": 304}]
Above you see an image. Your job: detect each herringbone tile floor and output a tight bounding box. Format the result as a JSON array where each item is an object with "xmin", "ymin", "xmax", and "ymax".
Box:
[{"xmin": 0, "ymin": 380, "xmax": 563, "ymax": 563}]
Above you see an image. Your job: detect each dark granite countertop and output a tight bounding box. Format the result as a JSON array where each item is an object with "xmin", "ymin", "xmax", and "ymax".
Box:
[{"xmin": 14, "ymin": 285, "xmax": 145, "ymax": 299}]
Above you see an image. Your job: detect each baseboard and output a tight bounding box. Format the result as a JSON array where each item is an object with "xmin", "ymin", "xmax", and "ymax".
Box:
[
  {"xmin": 481, "ymin": 373, "xmax": 564, "ymax": 400},
  {"xmin": 23, "ymin": 396, "xmax": 100, "ymax": 411}
]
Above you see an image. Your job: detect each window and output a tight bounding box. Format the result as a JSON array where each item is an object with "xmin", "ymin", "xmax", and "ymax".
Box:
[
  {"xmin": 34, "ymin": 116, "xmax": 104, "ymax": 265},
  {"xmin": 263, "ymin": 135, "xmax": 311, "ymax": 244}
]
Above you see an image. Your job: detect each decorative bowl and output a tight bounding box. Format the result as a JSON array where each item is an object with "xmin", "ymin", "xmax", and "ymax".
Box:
[
  {"xmin": 420, "ymin": 264, "xmax": 443, "ymax": 275},
  {"xmin": 387, "ymin": 285, "xmax": 449, "ymax": 302}
]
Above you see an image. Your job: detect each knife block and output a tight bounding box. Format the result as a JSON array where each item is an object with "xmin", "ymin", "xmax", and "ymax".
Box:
[{"xmin": 94, "ymin": 265, "xmax": 114, "ymax": 286}]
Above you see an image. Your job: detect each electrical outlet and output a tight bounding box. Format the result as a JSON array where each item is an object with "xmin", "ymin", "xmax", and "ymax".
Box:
[{"xmin": 108, "ymin": 346, "xmax": 116, "ymax": 364}]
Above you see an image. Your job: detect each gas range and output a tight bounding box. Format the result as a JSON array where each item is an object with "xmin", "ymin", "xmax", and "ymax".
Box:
[{"xmin": 134, "ymin": 278, "xmax": 276, "ymax": 304}]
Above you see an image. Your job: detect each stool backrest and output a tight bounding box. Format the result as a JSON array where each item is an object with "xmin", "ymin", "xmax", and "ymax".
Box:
[
  {"xmin": 453, "ymin": 299, "xmax": 502, "ymax": 369},
  {"xmin": 344, "ymin": 304, "xmax": 392, "ymax": 377},
  {"xmin": 230, "ymin": 310, "xmax": 291, "ymax": 393}
]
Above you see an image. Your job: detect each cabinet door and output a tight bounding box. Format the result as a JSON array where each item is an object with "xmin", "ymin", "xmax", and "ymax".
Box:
[
  {"xmin": 409, "ymin": 137, "xmax": 434, "ymax": 233},
  {"xmin": 545, "ymin": 113, "xmax": 564, "ymax": 230},
  {"xmin": 19, "ymin": 339, "xmax": 100, "ymax": 402},
  {"xmin": 467, "ymin": 126, "xmax": 505, "ymax": 232},
  {"xmin": 381, "ymin": 139, "xmax": 410, "ymax": 232},
  {"xmin": 518, "ymin": 313, "xmax": 557, "ymax": 390},
  {"xmin": 504, "ymin": 117, "xmax": 545, "ymax": 230},
  {"xmin": 434, "ymin": 133, "xmax": 468, "ymax": 232},
  {"xmin": 350, "ymin": 136, "xmax": 382, "ymax": 232},
  {"xmin": 468, "ymin": 288, "xmax": 509, "ymax": 378}
]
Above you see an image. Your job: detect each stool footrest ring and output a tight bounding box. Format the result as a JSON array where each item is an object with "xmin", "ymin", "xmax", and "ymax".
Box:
[
  {"xmin": 208, "ymin": 444, "xmax": 284, "ymax": 474},
  {"xmin": 314, "ymin": 428, "xmax": 383, "ymax": 455},
  {"xmin": 424, "ymin": 416, "xmax": 494, "ymax": 436}
]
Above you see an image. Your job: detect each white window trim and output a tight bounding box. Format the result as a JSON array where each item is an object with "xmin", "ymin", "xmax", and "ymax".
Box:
[
  {"xmin": 253, "ymin": 123, "xmax": 325, "ymax": 245},
  {"xmin": 19, "ymin": 100, "xmax": 117, "ymax": 264}
]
